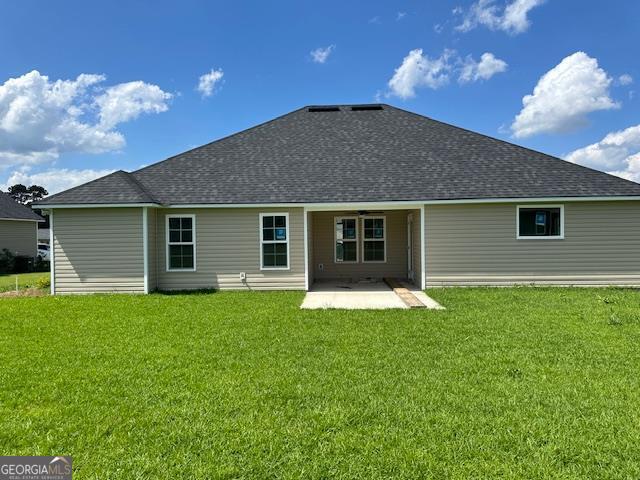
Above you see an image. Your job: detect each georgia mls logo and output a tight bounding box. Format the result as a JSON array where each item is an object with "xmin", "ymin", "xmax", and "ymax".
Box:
[
  {"xmin": 48, "ymin": 457, "xmax": 71, "ymax": 476},
  {"xmin": 0, "ymin": 456, "xmax": 72, "ymax": 480}
]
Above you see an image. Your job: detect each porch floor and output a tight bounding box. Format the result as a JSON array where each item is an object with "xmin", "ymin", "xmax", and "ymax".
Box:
[{"xmin": 301, "ymin": 279, "xmax": 444, "ymax": 310}]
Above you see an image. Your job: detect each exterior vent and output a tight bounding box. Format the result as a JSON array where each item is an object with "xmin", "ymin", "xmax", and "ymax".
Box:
[
  {"xmin": 308, "ymin": 106, "xmax": 341, "ymax": 112},
  {"xmin": 351, "ymin": 105, "xmax": 384, "ymax": 111}
]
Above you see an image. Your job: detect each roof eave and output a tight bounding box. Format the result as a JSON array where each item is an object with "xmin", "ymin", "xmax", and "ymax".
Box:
[
  {"xmin": 34, "ymin": 195, "xmax": 640, "ymax": 210},
  {"xmin": 34, "ymin": 202, "xmax": 162, "ymax": 209},
  {"xmin": 0, "ymin": 216, "xmax": 44, "ymax": 222}
]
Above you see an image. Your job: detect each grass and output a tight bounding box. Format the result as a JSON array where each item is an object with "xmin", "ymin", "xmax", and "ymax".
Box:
[
  {"xmin": 0, "ymin": 272, "xmax": 47, "ymax": 292},
  {"xmin": 1, "ymin": 288, "xmax": 640, "ymax": 478}
]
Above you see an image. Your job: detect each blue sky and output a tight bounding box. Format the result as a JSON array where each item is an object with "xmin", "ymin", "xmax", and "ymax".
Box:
[{"xmin": 0, "ymin": 0, "xmax": 638, "ymax": 193}]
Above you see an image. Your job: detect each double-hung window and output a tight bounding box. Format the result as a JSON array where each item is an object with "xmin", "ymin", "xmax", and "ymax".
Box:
[
  {"xmin": 335, "ymin": 216, "xmax": 358, "ymax": 262},
  {"xmin": 166, "ymin": 215, "xmax": 196, "ymax": 271},
  {"xmin": 260, "ymin": 213, "xmax": 289, "ymax": 269},
  {"xmin": 362, "ymin": 217, "xmax": 386, "ymax": 262},
  {"xmin": 517, "ymin": 205, "xmax": 564, "ymax": 239}
]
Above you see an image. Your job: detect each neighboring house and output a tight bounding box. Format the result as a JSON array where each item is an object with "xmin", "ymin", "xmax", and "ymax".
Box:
[
  {"xmin": 35, "ymin": 104, "xmax": 640, "ymax": 295},
  {"xmin": 0, "ymin": 191, "xmax": 43, "ymax": 258}
]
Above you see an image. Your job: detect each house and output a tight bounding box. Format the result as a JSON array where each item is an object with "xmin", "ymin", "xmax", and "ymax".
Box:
[
  {"xmin": 0, "ymin": 191, "xmax": 43, "ymax": 258},
  {"xmin": 34, "ymin": 104, "xmax": 640, "ymax": 294}
]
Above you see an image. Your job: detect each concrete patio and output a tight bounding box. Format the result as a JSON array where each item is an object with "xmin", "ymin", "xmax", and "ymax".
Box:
[{"xmin": 300, "ymin": 280, "xmax": 444, "ymax": 310}]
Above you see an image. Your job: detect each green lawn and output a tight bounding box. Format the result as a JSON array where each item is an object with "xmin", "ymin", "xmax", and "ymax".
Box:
[
  {"xmin": 0, "ymin": 272, "xmax": 47, "ymax": 292},
  {"xmin": 1, "ymin": 288, "xmax": 640, "ymax": 479}
]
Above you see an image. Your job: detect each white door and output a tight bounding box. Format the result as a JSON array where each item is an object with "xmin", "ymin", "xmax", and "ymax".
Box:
[{"xmin": 407, "ymin": 214, "xmax": 414, "ymax": 281}]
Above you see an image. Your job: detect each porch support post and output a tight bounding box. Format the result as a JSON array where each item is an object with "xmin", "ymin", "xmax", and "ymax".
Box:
[
  {"xmin": 420, "ymin": 205, "xmax": 426, "ymax": 290},
  {"xmin": 303, "ymin": 206, "xmax": 309, "ymax": 291},
  {"xmin": 142, "ymin": 207, "xmax": 149, "ymax": 294}
]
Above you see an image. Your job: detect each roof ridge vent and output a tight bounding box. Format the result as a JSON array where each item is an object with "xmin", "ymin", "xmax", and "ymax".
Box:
[
  {"xmin": 308, "ymin": 106, "xmax": 341, "ymax": 112},
  {"xmin": 351, "ymin": 105, "xmax": 384, "ymax": 111}
]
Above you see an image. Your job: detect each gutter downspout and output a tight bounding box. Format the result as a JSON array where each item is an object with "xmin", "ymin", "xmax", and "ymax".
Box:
[{"xmin": 49, "ymin": 210, "xmax": 55, "ymax": 295}]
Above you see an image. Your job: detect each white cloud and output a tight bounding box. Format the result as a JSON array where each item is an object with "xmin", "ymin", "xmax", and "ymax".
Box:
[
  {"xmin": 459, "ymin": 52, "xmax": 508, "ymax": 83},
  {"xmin": 0, "ymin": 70, "xmax": 172, "ymax": 169},
  {"xmin": 388, "ymin": 49, "xmax": 506, "ymax": 98},
  {"xmin": 96, "ymin": 81, "xmax": 172, "ymax": 128},
  {"xmin": 611, "ymin": 153, "xmax": 640, "ymax": 182},
  {"xmin": 565, "ymin": 124, "xmax": 640, "ymax": 182},
  {"xmin": 388, "ymin": 49, "xmax": 454, "ymax": 98},
  {"xmin": 197, "ymin": 69, "xmax": 224, "ymax": 98},
  {"xmin": 310, "ymin": 45, "xmax": 335, "ymax": 64},
  {"xmin": 455, "ymin": 0, "xmax": 545, "ymax": 35},
  {"xmin": 502, "ymin": 0, "xmax": 544, "ymax": 33},
  {"xmin": 1, "ymin": 167, "xmax": 115, "ymax": 194},
  {"xmin": 397, "ymin": 11, "xmax": 407, "ymax": 20},
  {"xmin": 619, "ymin": 74, "xmax": 633, "ymax": 86},
  {"xmin": 511, "ymin": 52, "xmax": 619, "ymax": 138}
]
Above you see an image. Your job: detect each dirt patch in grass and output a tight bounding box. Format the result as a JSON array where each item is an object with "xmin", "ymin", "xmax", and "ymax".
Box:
[{"xmin": 0, "ymin": 288, "xmax": 47, "ymax": 297}]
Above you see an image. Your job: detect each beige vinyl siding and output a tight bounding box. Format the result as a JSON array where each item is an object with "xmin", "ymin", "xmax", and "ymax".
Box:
[
  {"xmin": 156, "ymin": 207, "xmax": 305, "ymax": 290},
  {"xmin": 147, "ymin": 208, "xmax": 158, "ymax": 291},
  {"xmin": 53, "ymin": 208, "xmax": 145, "ymax": 294},
  {"xmin": 425, "ymin": 201, "xmax": 640, "ymax": 286},
  {"xmin": 312, "ymin": 210, "xmax": 408, "ymax": 281},
  {"xmin": 410, "ymin": 209, "xmax": 422, "ymax": 286},
  {"xmin": 0, "ymin": 220, "xmax": 37, "ymax": 257}
]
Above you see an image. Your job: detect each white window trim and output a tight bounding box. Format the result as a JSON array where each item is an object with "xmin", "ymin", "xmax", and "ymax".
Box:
[
  {"xmin": 362, "ymin": 216, "xmax": 387, "ymax": 263},
  {"xmin": 259, "ymin": 212, "xmax": 290, "ymax": 270},
  {"xmin": 166, "ymin": 214, "xmax": 197, "ymax": 272},
  {"xmin": 334, "ymin": 216, "xmax": 359, "ymax": 264},
  {"xmin": 516, "ymin": 204, "xmax": 564, "ymax": 240}
]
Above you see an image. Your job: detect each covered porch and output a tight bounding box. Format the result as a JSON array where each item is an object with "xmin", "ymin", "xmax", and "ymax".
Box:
[{"xmin": 305, "ymin": 207, "xmax": 424, "ymax": 290}]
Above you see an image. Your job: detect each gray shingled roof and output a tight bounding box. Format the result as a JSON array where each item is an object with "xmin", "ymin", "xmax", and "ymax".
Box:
[
  {"xmin": 0, "ymin": 192, "xmax": 43, "ymax": 220},
  {"xmin": 37, "ymin": 170, "xmax": 158, "ymax": 205},
  {"xmin": 36, "ymin": 104, "xmax": 640, "ymax": 206}
]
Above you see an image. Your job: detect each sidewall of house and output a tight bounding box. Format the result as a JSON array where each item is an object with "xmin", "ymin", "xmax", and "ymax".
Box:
[
  {"xmin": 424, "ymin": 201, "xmax": 640, "ymax": 286},
  {"xmin": 156, "ymin": 207, "xmax": 306, "ymax": 290},
  {"xmin": 0, "ymin": 219, "xmax": 38, "ymax": 258},
  {"xmin": 52, "ymin": 208, "xmax": 145, "ymax": 294},
  {"xmin": 147, "ymin": 208, "xmax": 158, "ymax": 291}
]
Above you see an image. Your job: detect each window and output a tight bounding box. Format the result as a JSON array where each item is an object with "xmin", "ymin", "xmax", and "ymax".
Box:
[
  {"xmin": 517, "ymin": 205, "xmax": 564, "ymax": 239},
  {"xmin": 166, "ymin": 215, "xmax": 196, "ymax": 271},
  {"xmin": 362, "ymin": 217, "xmax": 386, "ymax": 262},
  {"xmin": 260, "ymin": 213, "xmax": 289, "ymax": 269},
  {"xmin": 335, "ymin": 217, "xmax": 358, "ymax": 263}
]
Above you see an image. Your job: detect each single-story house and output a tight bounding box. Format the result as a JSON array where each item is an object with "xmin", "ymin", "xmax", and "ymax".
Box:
[
  {"xmin": 35, "ymin": 104, "xmax": 640, "ymax": 295},
  {"xmin": 0, "ymin": 191, "xmax": 43, "ymax": 258}
]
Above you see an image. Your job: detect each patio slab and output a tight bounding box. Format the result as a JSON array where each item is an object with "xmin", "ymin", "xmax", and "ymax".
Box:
[{"xmin": 301, "ymin": 280, "xmax": 443, "ymax": 310}]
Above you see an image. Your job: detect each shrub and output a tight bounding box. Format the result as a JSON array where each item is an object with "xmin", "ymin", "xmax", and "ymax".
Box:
[
  {"xmin": 34, "ymin": 257, "xmax": 50, "ymax": 272},
  {"xmin": 35, "ymin": 276, "xmax": 51, "ymax": 290},
  {"xmin": 0, "ymin": 249, "xmax": 15, "ymax": 274},
  {"xmin": 13, "ymin": 255, "xmax": 34, "ymax": 274}
]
